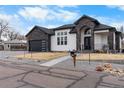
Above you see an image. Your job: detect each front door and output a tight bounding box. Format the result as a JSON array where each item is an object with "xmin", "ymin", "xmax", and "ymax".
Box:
[{"xmin": 84, "ymin": 37, "xmax": 91, "ymax": 50}]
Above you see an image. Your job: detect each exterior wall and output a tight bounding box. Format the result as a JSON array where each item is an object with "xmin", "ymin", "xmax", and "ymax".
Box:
[
  {"xmin": 26, "ymin": 27, "xmax": 50, "ymax": 51},
  {"xmin": 4, "ymin": 44, "xmax": 10, "ymax": 51},
  {"xmin": 94, "ymin": 30, "xmax": 108, "ymax": 50},
  {"xmin": 51, "ymin": 29, "xmax": 76, "ymax": 51}
]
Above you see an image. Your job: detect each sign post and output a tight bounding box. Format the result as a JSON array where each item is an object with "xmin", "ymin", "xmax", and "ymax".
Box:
[{"xmin": 89, "ymin": 52, "xmax": 91, "ymax": 65}]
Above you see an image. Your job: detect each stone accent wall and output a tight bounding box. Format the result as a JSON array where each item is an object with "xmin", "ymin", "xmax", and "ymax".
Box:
[
  {"xmin": 26, "ymin": 27, "xmax": 51, "ymax": 51},
  {"xmin": 115, "ymin": 32, "xmax": 121, "ymax": 50},
  {"xmin": 75, "ymin": 18, "xmax": 96, "ymax": 51},
  {"xmin": 108, "ymin": 30, "xmax": 114, "ymax": 50}
]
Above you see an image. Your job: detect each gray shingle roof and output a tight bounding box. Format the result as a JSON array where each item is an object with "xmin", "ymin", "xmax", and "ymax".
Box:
[
  {"xmin": 94, "ymin": 24, "xmax": 114, "ymax": 31},
  {"xmin": 74, "ymin": 15, "xmax": 99, "ymax": 24},
  {"xmin": 53, "ymin": 24, "xmax": 76, "ymax": 30},
  {"xmin": 35, "ymin": 25, "xmax": 54, "ymax": 34},
  {"xmin": 26, "ymin": 25, "xmax": 54, "ymax": 37}
]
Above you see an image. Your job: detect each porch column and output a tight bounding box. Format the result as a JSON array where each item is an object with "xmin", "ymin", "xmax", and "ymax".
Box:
[{"xmin": 91, "ymin": 29, "xmax": 94, "ymax": 52}]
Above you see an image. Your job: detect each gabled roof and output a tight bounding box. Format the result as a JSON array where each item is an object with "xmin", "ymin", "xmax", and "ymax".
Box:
[
  {"xmin": 74, "ymin": 15, "xmax": 100, "ymax": 24},
  {"xmin": 26, "ymin": 25, "xmax": 54, "ymax": 37},
  {"xmin": 94, "ymin": 24, "xmax": 115, "ymax": 31},
  {"xmin": 53, "ymin": 24, "xmax": 76, "ymax": 30}
]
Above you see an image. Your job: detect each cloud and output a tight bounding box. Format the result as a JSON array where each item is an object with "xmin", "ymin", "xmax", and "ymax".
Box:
[
  {"xmin": 106, "ymin": 5, "xmax": 124, "ymax": 11},
  {"xmin": 57, "ymin": 5, "xmax": 78, "ymax": 8},
  {"xmin": 18, "ymin": 6, "xmax": 80, "ymax": 22},
  {"xmin": 0, "ymin": 13, "xmax": 26, "ymax": 34},
  {"xmin": 18, "ymin": 6, "xmax": 49, "ymax": 20}
]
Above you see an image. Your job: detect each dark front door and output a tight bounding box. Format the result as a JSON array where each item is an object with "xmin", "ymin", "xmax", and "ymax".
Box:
[{"xmin": 84, "ymin": 37, "xmax": 91, "ymax": 50}]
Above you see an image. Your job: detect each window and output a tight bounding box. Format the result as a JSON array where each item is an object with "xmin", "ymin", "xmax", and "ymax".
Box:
[
  {"xmin": 57, "ymin": 31, "xmax": 68, "ymax": 45},
  {"xmin": 61, "ymin": 32, "xmax": 63, "ymax": 35},
  {"xmin": 57, "ymin": 32, "xmax": 60, "ymax": 36},
  {"xmin": 64, "ymin": 32, "xmax": 67, "ymax": 35},
  {"xmin": 57, "ymin": 37, "xmax": 60, "ymax": 45},
  {"xmin": 61, "ymin": 37, "xmax": 64, "ymax": 45},
  {"xmin": 84, "ymin": 29, "xmax": 91, "ymax": 35},
  {"xmin": 64, "ymin": 36, "xmax": 67, "ymax": 45}
]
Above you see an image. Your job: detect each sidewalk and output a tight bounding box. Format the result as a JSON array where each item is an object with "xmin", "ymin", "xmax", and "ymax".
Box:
[{"xmin": 40, "ymin": 55, "xmax": 71, "ymax": 66}]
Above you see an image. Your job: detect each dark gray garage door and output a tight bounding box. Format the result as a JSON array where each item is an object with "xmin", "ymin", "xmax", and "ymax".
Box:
[{"xmin": 29, "ymin": 40, "xmax": 47, "ymax": 52}]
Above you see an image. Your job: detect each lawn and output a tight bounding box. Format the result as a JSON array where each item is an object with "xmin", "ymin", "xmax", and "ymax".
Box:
[
  {"xmin": 16, "ymin": 52, "xmax": 68, "ymax": 61},
  {"xmin": 76, "ymin": 53, "xmax": 124, "ymax": 61}
]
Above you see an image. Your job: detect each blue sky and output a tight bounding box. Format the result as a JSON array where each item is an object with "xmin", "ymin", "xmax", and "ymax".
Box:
[{"xmin": 0, "ymin": 5, "xmax": 124, "ymax": 35}]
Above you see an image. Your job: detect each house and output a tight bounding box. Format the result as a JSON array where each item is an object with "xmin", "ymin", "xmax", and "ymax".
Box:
[
  {"xmin": 3, "ymin": 40, "xmax": 27, "ymax": 51},
  {"xmin": 26, "ymin": 15, "xmax": 122, "ymax": 52},
  {"xmin": 0, "ymin": 40, "xmax": 4, "ymax": 50}
]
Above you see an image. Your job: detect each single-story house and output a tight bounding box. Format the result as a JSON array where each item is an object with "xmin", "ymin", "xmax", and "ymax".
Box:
[
  {"xmin": 26, "ymin": 15, "xmax": 122, "ymax": 52},
  {"xmin": 0, "ymin": 39, "xmax": 4, "ymax": 50},
  {"xmin": 4, "ymin": 40, "xmax": 27, "ymax": 51}
]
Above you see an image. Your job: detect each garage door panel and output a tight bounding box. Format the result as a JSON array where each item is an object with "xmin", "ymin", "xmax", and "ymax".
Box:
[{"xmin": 29, "ymin": 40, "xmax": 47, "ymax": 51}]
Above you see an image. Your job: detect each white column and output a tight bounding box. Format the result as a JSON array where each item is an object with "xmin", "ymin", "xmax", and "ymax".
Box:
[
  {"xmin": 120, "ymin": 37, "xmax": 122, "ymax": 53},
  {"xmin": 113, "ymin": 32, "xmax": 115, "ymax": 50}
]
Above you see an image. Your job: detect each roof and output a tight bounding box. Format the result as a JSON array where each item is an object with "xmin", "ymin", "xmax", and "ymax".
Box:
[
  {"xmin": 4, "ymin": 40, "xmax": 27, "ymax": 44},
  {"xmin": 74, "ymin": 15, "xmax": 99, "ymax": 24},
  {"xmin": 53, "ymin": 24, "xmax": 76, "ymax": 30},
  {"xmin": 94, "ymin": 24, "xmax": 114, "ymax": 31},
  {"xmin": 26, "ymin": 25, "xmax": 54, "ymax": 37}
]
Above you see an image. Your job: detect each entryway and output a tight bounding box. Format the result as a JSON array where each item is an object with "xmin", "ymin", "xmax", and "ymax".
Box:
[{"xmin": 84, "ymin": 37, "xmax": 91, "ymax": 50}]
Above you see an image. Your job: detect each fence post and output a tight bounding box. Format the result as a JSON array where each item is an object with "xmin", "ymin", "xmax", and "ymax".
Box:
[{"xmin": 89, "ymin": 52, "xmax": 91, "ymax": 65}]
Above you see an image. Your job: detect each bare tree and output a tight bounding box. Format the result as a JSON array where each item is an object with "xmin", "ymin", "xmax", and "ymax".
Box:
[
  {"xmin": 16, "ymin": 34, "xmax": 26, "ymax": 40},
  {"xmin": 5, "ymin": 30, "xmax": 26, "ymax": 41},
  {"xmin": 0, "ymin": 19, "xmax": 9, "ymax": 40},
  {"xmin": 7, "ymin": 31, "xmax": 18, "ymax": 40}
]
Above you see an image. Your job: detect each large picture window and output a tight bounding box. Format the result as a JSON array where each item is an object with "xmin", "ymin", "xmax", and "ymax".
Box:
[{"xmin": 57, "ymin": 31, "xmax": 67, "ymax": 45}]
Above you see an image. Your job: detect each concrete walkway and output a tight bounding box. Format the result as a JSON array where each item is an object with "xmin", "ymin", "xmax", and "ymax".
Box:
[{"xmin": 40, "ymin": 55, "xmax": 71, "ymax": 67}]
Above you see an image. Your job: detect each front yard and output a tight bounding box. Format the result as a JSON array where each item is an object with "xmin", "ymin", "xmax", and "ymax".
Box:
[
  {"xmin": 16, "ymin": 52, "xmax": 68, "ymax": 61},
  {"xmin": 76, "ymin": 53, "xmax": 124, "ymax": 61}
]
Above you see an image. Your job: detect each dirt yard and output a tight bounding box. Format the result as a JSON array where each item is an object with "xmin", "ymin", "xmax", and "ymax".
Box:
[
  {"xmin": 76, "ymin": 53, "xmax": 124, "ymax": 61},
  {"xmin": 16, "ymin": 52, "xmax": 68, "ymax": 61}
]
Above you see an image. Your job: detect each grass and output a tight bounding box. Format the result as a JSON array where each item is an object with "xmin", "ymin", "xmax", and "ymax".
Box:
[
  {"xmin": 76, "ymin": 53, "xmax": 124, "ymax": 61},
  {"xmin": 16, "ymin": 52, "xmax": 68, "ymax": 61}
]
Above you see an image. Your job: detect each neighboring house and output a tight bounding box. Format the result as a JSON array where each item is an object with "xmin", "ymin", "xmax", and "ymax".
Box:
[
  {"xmin": 0, "ymin": 43, "xmax": 4, "ymax": 50},
  {"xmin": 26, "ymin": 15, "xmax": 122, "ymax": 52},
  {"xmin": 4, "ymin": 40, "xmax": 27, "ymax": 51},
  {"xmin": 0, "ymin": 40, "xmax": 4, "ymax": 50}
]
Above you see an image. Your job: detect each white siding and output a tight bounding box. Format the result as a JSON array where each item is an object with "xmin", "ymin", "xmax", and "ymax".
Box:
[
  {"xmin": 94, "ymin": 31, "xmax": 108, "ymax": 50},
  {"xmin": 51, "ymin": 29, "xmax": 76, "ymax": 51}
]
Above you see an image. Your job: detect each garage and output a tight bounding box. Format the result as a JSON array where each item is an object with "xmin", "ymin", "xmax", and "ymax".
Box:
[
  {"xmin": 29, "ymin": 40, "xmax": 47, "ymax": 52},
  {"xmin": 26, "ymin": 26, "xmax": 54, "ymax": 52}
]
